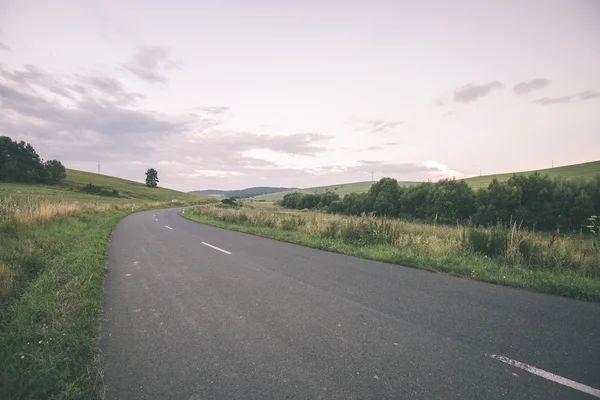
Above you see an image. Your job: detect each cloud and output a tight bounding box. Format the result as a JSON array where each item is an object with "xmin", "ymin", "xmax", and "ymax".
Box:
[
  {"xmin": 123, "ymin": 46, "xmax": 178, "ymax": 83},
  {"xmin": 453, "ymin": 81, "xmax": 503, "ymax": 104},
  {"xmin": 367, "ymin": 146, "xmax": 382, "ymax": 151},
  {"xmin": 0, "ymin": 64, "xmax": 186, "ymax": 162},
  {"xmin": 190, "ymin": 131, "xmax": 331, "ymax": 156},
  {"xmin": 578, "ymin": 90, "xmax": 600, "ymax": 100},
  {"xmin": 513, "ymin": 79, "xmax": 550, "ymax": 95},
  {"xmin": 366, "ymin": 119, "xmax": 402, "ymax": 133},
  {"xmin": 0, "ymin": 42, "xmax": 10, "ymax": 52},
  {"xmin": 357, "ymin": 160, "xmax": 382, "ymax": 165},
  {"xmin": 533, "ymin": 90, "xmax": 600, "ymax": 105},
  {"xmin": 196, "ymin": 106, "xmax": 229, "ymax": 115},
  {"xmin": 423, "ymin": 160, "xmax": 462, "ymax": 179}
]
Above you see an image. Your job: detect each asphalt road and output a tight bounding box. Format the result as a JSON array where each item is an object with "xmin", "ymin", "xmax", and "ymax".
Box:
[{"xmin": 100, "ymin": 208, "xmax": 600, "ymax": 399}]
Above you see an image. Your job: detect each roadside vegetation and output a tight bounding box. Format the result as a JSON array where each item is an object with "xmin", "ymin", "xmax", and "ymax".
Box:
[
  {"xmin": 185, "ymin": 202, "xmax": 600, "ymax": 301},
  {"xmin": 279, "ymin": 174, "xmax": 600, "ymax": 232},
  {"xmin": 1, "ymin": 136, "xmax": 213, "ymax": 399}
]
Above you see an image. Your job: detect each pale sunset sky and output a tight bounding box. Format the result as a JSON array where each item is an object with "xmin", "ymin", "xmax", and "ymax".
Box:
[{"xmin": 1, "ymin": 0, "xmax": 599, "ymax": 191}]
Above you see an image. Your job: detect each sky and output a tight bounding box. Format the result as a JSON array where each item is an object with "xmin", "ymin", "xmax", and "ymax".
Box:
[{"xmin": 1, "ymin": 0, "xmax": 599, "ymax": 192}]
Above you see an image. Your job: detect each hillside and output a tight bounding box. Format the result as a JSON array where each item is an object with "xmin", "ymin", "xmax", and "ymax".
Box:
[
  {"xmin": 463, "ymin": 160, "xmax": 600, "ymax": 188},
  {"xmin": 191, "ymin": 186, "xmax": 296, "ymax": 198},
  {"xmin": 252, "ymin": 181, "xmax": 419, "ymax": 202},
  {"xmin": 251, "ymin": 160, "xmax": 600, "ymax": 201},
  {"xmin": 0, "ymin": 169, "xmax": 204, "ymax": 203}
]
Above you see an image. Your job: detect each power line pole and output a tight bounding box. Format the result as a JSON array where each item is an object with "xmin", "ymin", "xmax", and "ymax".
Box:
[
  {"xmin": 371, "ymin": 171, "xmax": 374, "ymax": 181},
  {"xmin": 97, "ymin": 161, "xmax": 100, "ymax": 174}
]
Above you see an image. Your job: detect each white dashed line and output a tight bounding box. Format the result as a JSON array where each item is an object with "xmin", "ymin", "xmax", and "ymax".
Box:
[
  {"xmin": 487, "ymin": 354, "xmax": 600, "ymax": 398},
  {"xmin": 165, "ymin": 225, "xmax": 173, "ymax": 230},
  {"xmin": 201, "ymin": 242, "xmax": 232, "ymax": 255}
]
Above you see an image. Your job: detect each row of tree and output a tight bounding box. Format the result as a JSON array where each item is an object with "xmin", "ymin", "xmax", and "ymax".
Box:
[
  {"xmin": 279, "ymin": 174, "xmax": 600, "ymax": 232},
  {"xmin": 0, "ymin": 136, "xmax": 66, "ymax": 184}
]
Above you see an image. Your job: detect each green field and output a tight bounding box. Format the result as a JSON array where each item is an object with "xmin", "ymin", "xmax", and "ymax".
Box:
[
  {"xmin": 0, "ymin": 169, "xmax": 202, "ymax": 203},
  {"xmin": 252, "ymin": 160, "xmax": 600, "ymax": 201},
  {"xmin": 251, "ymin": 181, "xmax": 419, "ymax": 202},
  {"xmin": 463, "ymin": 160, "xmax": 600, "ymax": 188}
]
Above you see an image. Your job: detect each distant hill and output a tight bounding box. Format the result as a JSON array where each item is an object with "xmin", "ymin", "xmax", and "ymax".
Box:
[
  {"xmin": 0, "ymin": 169, "xmax": 207, "ymax": 204},
  {"xmin": 190, "ymin": 186, "xmax": 297, "ymax": 198},
  {"xmin": 463, "ymin": 160, "xmax": 600, "ymax": 188},
  {"xmin": 252, "ymin": 160, "xmax": 600, "ymax": 201},
  {"xmin": 251, "ymin": 181, "xmax": 419, "ymax": 202}
]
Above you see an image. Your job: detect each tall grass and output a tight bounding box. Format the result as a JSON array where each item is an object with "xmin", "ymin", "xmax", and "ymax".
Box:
[
  {"xmin": 0, "ymin": 197, "xmax": 196, "ymax": 307},
  {"xmin": 186, "ymin": 204, "xmax": 600, "ymax": 300}
]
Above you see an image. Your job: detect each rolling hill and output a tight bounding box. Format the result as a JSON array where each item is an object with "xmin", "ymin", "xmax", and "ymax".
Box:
[
  {"xmin": 251, "ymin": 181, "xmax": 419, "ymax": 202},
  {"xmin": 462, "ymin": 160, "xmax": 600, "ymax": 188},
  {"xmin": 251, "ymin": 160, "xmax": 600, "ymax": 202},
  {"xmin": 0, "ymin": 169, "xmax": 205, "ymax": 204},
  {"xmin": 190, "ymin": 186, "xmax": 296, "ymax": 198}
]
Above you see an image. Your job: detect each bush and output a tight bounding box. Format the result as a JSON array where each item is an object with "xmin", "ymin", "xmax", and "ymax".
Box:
[
  {"xmin": 82, "ymin": 184, "xmax": 102, "ymax": 194},
  {"xmin": 467, "ymin": 224, "xmax": 507, "ymax": 257},
  {"xmin": 221, "ymin": 198, "xmax": 240, "ymax": 206}
]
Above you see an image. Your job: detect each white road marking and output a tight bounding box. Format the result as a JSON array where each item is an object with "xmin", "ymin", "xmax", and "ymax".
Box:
[
  {"xmin": 487, "ymin": 354, "xmax": 600, "ymax": 398},
  {"xmin": 165, "ymin": 225, "xmax": 173, "ymax": 230},
  {"xmin": 201, "ymin": 241, "xmax": 232, "ymax": 255}
]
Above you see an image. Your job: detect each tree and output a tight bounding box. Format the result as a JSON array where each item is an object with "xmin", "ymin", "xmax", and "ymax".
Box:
[
  {"xmin": 145, "ymin": 168, "xmax": 159, "ymax": 187},
  {"xmin": 42, "ymin": 160, "xmax": 66, "ymax": 184},
  {"xmin": 367, "ymin": 177, "xmax": 401, "ymax": 217}
]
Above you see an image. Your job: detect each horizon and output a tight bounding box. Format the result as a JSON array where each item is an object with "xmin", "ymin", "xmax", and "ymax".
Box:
[{"xmin": 2, "ymin": 0, "xmax": 599, "ymax": 192}]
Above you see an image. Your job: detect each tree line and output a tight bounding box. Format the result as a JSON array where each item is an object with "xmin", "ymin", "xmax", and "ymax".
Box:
[
  {"xmin": 279, "ymin": 174, "xmax": 600, "ymax": 232},
  {"xmin": 0, "ymin": 136, "xmax": 66, "ymax": 184}
]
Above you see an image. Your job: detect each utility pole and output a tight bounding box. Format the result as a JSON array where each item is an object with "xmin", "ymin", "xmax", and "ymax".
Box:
[
  {"xmin": 97, "ymin": 161, "xmax": 100, "ymax": 174},
  {"xmin": 371, "ymin": 171, "xmax": 374, "ymax": 181}
]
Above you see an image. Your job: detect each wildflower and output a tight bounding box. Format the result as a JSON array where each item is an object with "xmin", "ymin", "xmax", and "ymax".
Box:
[
  {"xmin": 21, "ymin": 355, "xmax": 25, "ymax": 359},
  {"xmin": 27, "ymin": 342, "xmax": 30, "ymax": 345},
  {"xmin": 38, "ymin": 340, "xmax": 43, "ymax": 345}
]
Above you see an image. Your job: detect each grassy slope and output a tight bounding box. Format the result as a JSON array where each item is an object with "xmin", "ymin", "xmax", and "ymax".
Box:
[
  {"xmin": 0, "ymin": 171, "xmax": 213, "ymax": 399},
  {"xmin": 0, "ymin": 169, "xmax": 201, "ymax": 204},
  {"xmin": 252, "ymin": 181, "xmax": 419, "ymax": 202},
  {"xmin": 252, "ymin": 160, "xmax": 600, "ymax": 201},
  {"xmin": 0, "ymin": 211, "xmax": 130, "ymax": 399},
  {"xmin": 463, "ymin": 160, "xmax": 600, "ymax": 188}
]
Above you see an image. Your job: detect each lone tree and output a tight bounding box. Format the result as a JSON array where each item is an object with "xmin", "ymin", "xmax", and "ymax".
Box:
[{"xmin": 145, "ymin": 168, "xmax": 159, "ymax": 188}]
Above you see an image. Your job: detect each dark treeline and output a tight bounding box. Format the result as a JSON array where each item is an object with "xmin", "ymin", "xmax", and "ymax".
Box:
[
  {"xmin": 279, "ymin": 174, "xmax": 600, "ymax": 232},
  {"xmin": 0, "ymin": 136, "xmax": 66, "ymax": 184}
]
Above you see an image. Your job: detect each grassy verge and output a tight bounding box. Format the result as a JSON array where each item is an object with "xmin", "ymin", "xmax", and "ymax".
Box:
[
  {"xmin": 182, "ymin": 204, "xmax": 600, "ymax": 302},
  {"xmin": 0, "ymin": 199, "xmax": 213, "ymax": 399},
  {"xmin": 0, "ymin": 211, "xmax": 127, "ymax": 399}
]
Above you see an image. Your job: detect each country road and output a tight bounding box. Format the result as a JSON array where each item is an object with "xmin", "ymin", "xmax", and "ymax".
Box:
[{"xmin": 100, "ymin": 208, "xmax": 600, "ymax": 399}]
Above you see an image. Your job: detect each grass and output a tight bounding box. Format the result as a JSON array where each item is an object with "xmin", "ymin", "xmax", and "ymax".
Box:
[
  {"xmin": 251, "ymin": 159, "xmax": 600, "ymax": 200},
  {"xmin": 0, "ymin": 210, "xmax": 130, "ymax": 399},
  {"xmin": 183, "ymin": 203, "xmax": 600, "ymax": 302},
  {"xmin": 0, "ymin": 172, "xmax": 215, "ymax": 399}
]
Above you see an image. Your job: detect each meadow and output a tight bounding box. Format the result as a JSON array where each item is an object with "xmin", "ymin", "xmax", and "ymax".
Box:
[
  {"xmin": 184, "ymin": 203, "xmax": 600, "ymax": 301},
  {"xmin": 0, "ymin": 169, "xmax": 212, "ymax": 399}
]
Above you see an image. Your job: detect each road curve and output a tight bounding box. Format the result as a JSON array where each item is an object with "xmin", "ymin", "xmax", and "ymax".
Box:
[{"xmin": 100, "ymin": 208, "xmax": 600, "ymax": 399}]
